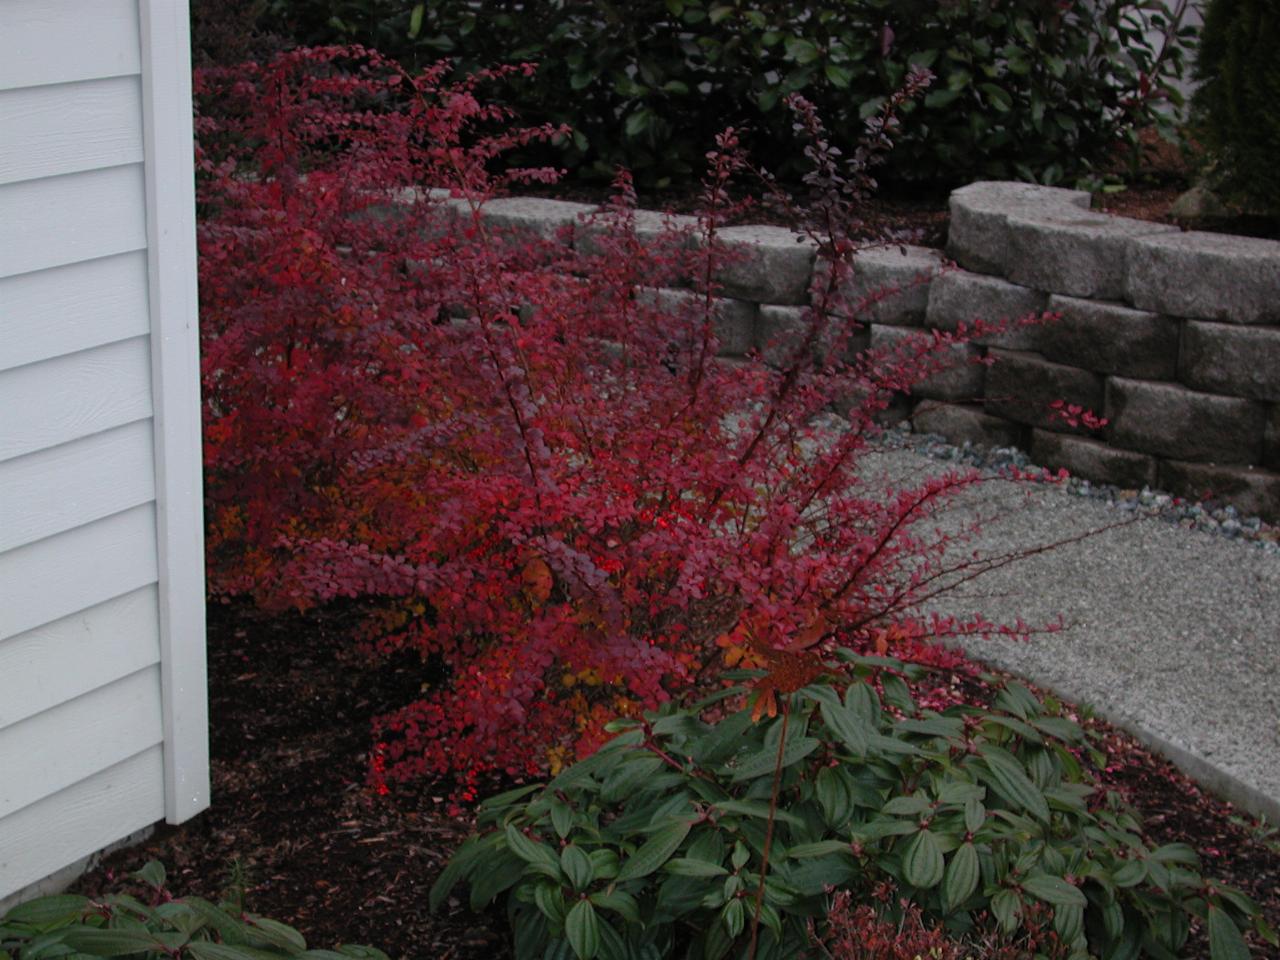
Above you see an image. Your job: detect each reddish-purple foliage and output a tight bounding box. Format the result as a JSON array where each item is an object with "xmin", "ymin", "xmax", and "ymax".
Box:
[{"xmin": 196, "ymin": 48, "xmax": 1060, "ymax": 792}]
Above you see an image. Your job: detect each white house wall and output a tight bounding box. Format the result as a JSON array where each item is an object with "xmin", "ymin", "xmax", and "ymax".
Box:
[{"xmin": 0, "ymin": 0, "xmax": 206, "ymax": 900}]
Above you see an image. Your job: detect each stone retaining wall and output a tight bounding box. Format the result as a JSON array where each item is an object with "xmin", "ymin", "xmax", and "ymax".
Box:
[{"xmin": 429, "ymin": 182, "xmax": 1280, "ymax": 519}]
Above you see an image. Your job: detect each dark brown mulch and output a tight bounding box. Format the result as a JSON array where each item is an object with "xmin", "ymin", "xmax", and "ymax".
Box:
[{"xmin": 71, "ymin": 602, "xmax": 1280, "ymax": 959}]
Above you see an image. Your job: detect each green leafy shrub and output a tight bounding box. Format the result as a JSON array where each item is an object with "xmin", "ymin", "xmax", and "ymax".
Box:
[
  {"xmin": 1193, "ymin": 0, "xmax": 1280, "ymax": 211},
  {"xmin": 260, "ymin": 0, "xmax": 1192, "ymax": 188},
  {"xmin": 0, "ymin": 862, "xmax": 388, "ymax": 960},
  {"xmin": 431, "ymin": 655, "xmax": 1268, "ymax": 960}
]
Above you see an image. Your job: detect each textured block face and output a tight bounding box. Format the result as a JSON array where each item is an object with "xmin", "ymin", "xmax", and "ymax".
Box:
[
  {"xmin": 1267, "ymin": 406, "xmax": 1280, "ymax": 471},
  {"xmin": 1107, "ymin": 377, "xmax": 1267, "ymax": 464},
  {"xmin": 636, "ymin": 286, "xmax": 758, "ymax": 357},
  {"xmin": 828, "ymin": 244, "xmax": 945, "ymax": 326},
  {"xmin": 1041, "ymin": 295, "xmax": 1179, "ymax": 380},
  {"xmin": 910, "ymin": 400, "xmax": 1025, "ymax": 448},
  {"xmin": 1181, "ymin": 321, "xmax": 1280, "ymax": 402},
  {"xmin": 1157, "ymin": 460, "xmax": 1280, "ymax": 521},
  {"xmin": 713, "ymin": 224, "xmax": 817, "ymax": 305},
  {"xmin": 985, "ymin": 349, "xmax": 1104, "ymax": 432},
  {"xmin": 869, "ymin": 324, "xmax": 984, "ymax": 401},
  {"xmin": 925, "ymin": 269, "xmax": 1047, "ymax": 350},
  {"xmin": 478, "ymin": 196, "xmax": 596, "ymax": 245},
  {"xmin": 947, "ymin": 180, "xmax": 1091, "ymax": 275},
  {"xmin": 1126, "ymin": 230, "xmax": 1280, "ymax": 324},
  {"xmin": 755, "ymin": 304, "xmax": 867, "ymax": 367},
  {"xmin": 1029, "ymin": 430, "xmax": 1157, "ymax": 489},
  {"xmin": 1004, "ymin": 211, "xmax": 1177, "ymax": 300}
]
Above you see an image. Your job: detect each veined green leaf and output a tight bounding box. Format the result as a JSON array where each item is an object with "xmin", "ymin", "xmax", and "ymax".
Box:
[
  {"xmin": 565, "ymin": 900, "xmax": 600, "ymax": 960},
  {"xmin": 506, "ymin": 824, "xmax": 562, "ymax": 876},
  {"xmin": 902, "ymin": 830, "xmax": 945, "ymax": 890},
  {"xmin": 1207, "ymin": 905, "xmax": 1250, "ymax": 960},
  {"xmin": 616, "ymin": 819, "xmax": 692, "ymax": 883},
  {"xmin": 977, "ymin": 747, "xmax": 1050, "ymax": 822},
  {"xmin": 943, "ymin": 842, "xmax": 979, "ymax": 911},
  {"xmin": 1021, "ymin": 872, "xmax": 1085, "ymax": 907},
  {"xmin": 55, "ymin": 928, "xmax": 163, "ymax": 957},
  {"xmin": 561, "ymin": 845, "xmax": 595, "ymax": 891},
  {"xmin": 727, "ymin": 737, "xmax": 819, "ymax": 781},
  {"xmin": 664, "ymin": 857, "xmax": 728, "ymax": 878},
  {"xmin": 821, "ymin": 701, "xmax": 869, "ymax": 758}
]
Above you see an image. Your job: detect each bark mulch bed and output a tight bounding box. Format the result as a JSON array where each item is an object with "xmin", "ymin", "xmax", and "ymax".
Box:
[{"xmin": 72, "ymin": 602, "xmax": 1280, "ymax": 959}]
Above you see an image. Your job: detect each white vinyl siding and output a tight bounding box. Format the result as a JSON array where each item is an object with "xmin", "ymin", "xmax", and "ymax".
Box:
[{"xmin": 0, "ymin": 0, "xmax": 206, "ymax": 902}]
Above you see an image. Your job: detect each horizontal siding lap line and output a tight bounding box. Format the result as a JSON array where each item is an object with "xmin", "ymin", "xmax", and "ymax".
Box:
[
  {"xmin": 0, "ymin": 163, "xmax": 148, "ymax": 279},
  {"xmin": 0, "ymin": 502, "xmax": 159, "ymax": 640},
  {"xmin": 0, "ymin": 418, "xmax": 157, "ymax": 552},
  {"xmin": 0, "ymin": 75, "xmax": 144, "ymax": 186},
  {"xmin": 0, "ymin": 745, "xmax": 165, "ymax": 898},
  {"xmin": 0, "ymin": 586, "xmax": 161, "ymax": 730},
  {"xmin": 0, "ymin": 0, "xmax": 142, "ymax": 93},
  {"xmin": 0, "ymin": 335, "xmax": 154, "ymax": 463},
  {"xmin": 0, "ymin": 665, "xmax": 164, "ymax": 821},
  {"xmin": 0, "ymin": 249, "xmax": 151, "ymax": 373}
]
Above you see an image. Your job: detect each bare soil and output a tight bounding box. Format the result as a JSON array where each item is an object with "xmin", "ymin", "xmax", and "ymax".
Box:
[{"xmin": 71, "ymin": 602, "xmax": 1280, "ymax": 959}]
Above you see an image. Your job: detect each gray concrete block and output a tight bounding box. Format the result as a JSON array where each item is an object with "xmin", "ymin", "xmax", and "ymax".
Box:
[
  {"xmin": 823, "ymin": 244, "xmax": 946, "ymax": 326},
  {"xmin": 947, "ymin": 180, "xmax": 1091, "ymax": 275},
  {"xmin": 1106, "ymin": 377, "xmax": 1267, "ymax": 464},
  {"xmin": 910, "ymin": 400, "xmax": 1024, "ymax": 448},
  {"xmin": 869, "ymin": 324, "xmax": 985, "ymax": 401},
  {"xmin": 574, "ymin": 208, "xmax": 700, "ymax": 258},
  {"xmin": 1029, "ymin": 430, "xmax": 1158, "ymax": 489},
  {"xmin": 756, "ymin": 304, "xmax": 867, "ymax": 368},
  {"xmin": 1180, "ymin": 321, "xmax": 1280, "ymax": 402},
  {"xmin": 1005, "ymin": 211, "xmax": 1177, "ymax": 300},
  {"xmin": 1042, "ymin": 295, "xmax": 1179, "ymax": 380},
  {"xmin": 478, "ymin": 196, "xmax": 596, "ymax": 245},
  {"xmin": 925, "ymin": 269, "xmax": 1047, "ymax": 350},
  {"xmin": 1157, "ymin": 460, "xmax": 1280, "ymax": 521},
  {"xmin": 986, "ymin": 349, "xmax": 1105, "ymax": 433},
  {"xmin": 713, "ymin": 224, "xmax": 817, "ymax": 305},
  {"xmin": 1127, "ymin": 230, "xmax": 1280, "ymax": 324},
  {"xmin": 636, "ymin": 286, "xmax": 758, "ymax": 357}
]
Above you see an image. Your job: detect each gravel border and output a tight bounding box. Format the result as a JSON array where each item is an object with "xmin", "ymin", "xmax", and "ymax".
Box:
[{"xmin": 873, "ymin": 422, "xmax": 1280, "ymax": 556}]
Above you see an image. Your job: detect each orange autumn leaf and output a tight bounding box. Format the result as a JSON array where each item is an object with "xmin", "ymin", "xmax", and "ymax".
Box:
[{"xmin": 521, "ymin": 558, "xmax": 553, "ymax": 606}]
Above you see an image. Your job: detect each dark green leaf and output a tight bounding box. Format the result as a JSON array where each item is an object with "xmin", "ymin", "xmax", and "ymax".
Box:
[
  {"xmin": 1, "ymin": 895, "xmax": 90, "ymax": 927},
  {"xmin": 616, "ymin": 819, "xmax": 692, "ymax": 882},
  {"xmin": 565, "ymin": 900, "xmax": 599, "ymax": 960},
  {"xmin": 56, "ymin": 929, "xmax": 162, "ymax": 957},
  {"xmin": 561, "ymin": 845, "xmax": 595, "ymax": 892},
  {"xmin": 821, "ymin": 702, "xmax": 869, "ymax": 758},
  {"xmin": 902, "ymin": 830, "xmax": 945, "ymax": 890},
  {"xmin": 663, "ymin": 858, "xmax": 728, "ymax": 878},
  {"xmin": 1208, "ymin": 905, "xmax": 1250, "ymax": 960},
  {"xmin": 943, "ymin": 842, "xmax": 979, "ymax": 910},
  {"xmin": 1021, "ymin": 873, "xmax": 1085, "ymax": 908}
]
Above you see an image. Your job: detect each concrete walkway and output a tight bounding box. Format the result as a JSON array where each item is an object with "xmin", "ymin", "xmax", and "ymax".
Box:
[{"xmin": 864, "ymin": 445, "xmax": 1280, "ymax": 824}]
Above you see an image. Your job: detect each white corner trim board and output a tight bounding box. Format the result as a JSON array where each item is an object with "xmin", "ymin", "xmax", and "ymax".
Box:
[{"xmin": 138, "ymin": 0, "xmax": 210, "ymax": 826}]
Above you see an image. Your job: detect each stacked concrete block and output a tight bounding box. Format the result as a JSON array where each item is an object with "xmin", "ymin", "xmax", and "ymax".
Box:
[
  {"xmin": 1029, "ymin": 431, "xmax": 1158, "ymax": 490},
  {"xmin": 832, "ymin": 244, "xmax": 946, "ymax": 326},
  {"xmin": 403, "ymin": 184, "xmax": 1280, "ymax": 518},
  {"xmin": 946, "ymin": 180, "xmax": 1091, "ymax": 275},
  {"xmin": 925, "ymin": 270, "xmax": 1046, "ymax": 350},
  {"xmin": 911, "ymin": 402, "xmax": 1024, "ymax": 449},
  {"xmin": 1127, "ymin": 231, "xmax": 1280, "ymax": 324},
  {"xmin": 1106, "ymin": 378, "xmax": 1267, "ymax": 464},
  {"xmin": 985, "ymin": 349, "xmax": 1105, "ymax": 433},
  {"xmin": 713, "ymin": 224, "xmax": 817, "ymax": 305},
  {"xmin": 1040, "ymin": 296, "xmax": 1178, "ymax": 380},
  {"xmin": 869, "ymin": 325, "xmax": 985, "ymax": 402},
  {"xmin": 635, "ymin": 286, "xmax": 758, "ymax": 358}
]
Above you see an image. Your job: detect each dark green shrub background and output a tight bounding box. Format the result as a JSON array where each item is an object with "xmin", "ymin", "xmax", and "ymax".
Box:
[
  {"xmin": 239, "ymin": 1, "xmax": 1192, "ymax": 190},
  {"xmin": 1193, "ymin": 0, "xmax": 1280, "ymax": 212}
]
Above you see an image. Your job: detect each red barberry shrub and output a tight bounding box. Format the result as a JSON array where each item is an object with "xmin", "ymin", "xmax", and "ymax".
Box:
[{"xmin": 197, "ymin": 48, "xmax": 1057, "ymax": 792}]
